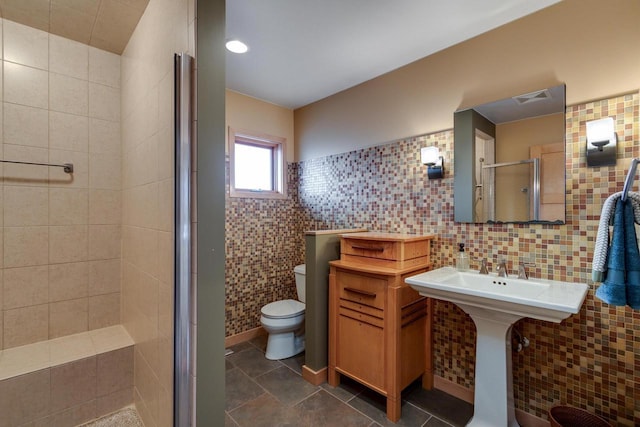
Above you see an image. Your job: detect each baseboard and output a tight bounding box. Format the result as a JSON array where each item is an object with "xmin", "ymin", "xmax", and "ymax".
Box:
[
  {"xmin": 433, "ymin": 375, "xmax": 549, "ymax": 427},
  {"xmin": 433, "ymin": 375, "xmax": 474, "ymax": 403},
  {"xmin": 302, "ymin": 365, "xmax": 327, "ymax": 386},
  {"xmin": 224, "ymin": 326, "xmax": 266, "ymax": 348}
]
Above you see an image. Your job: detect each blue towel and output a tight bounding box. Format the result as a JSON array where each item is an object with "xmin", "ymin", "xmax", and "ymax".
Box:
[
  {"xmin": 624, "ymin": 199, "xmax": 640, "ymax": 309},
  {"xmin": 596, "ymin": 199, "xmax": 628, "ymax": 306}
]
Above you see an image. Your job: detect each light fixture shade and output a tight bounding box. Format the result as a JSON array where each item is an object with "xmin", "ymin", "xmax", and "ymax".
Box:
[
  {"xmin": 421, "ymin": 146, "xmax": 440, "ymax": 165},
  {"xmin": 420, "ymin": 146, "xmax": 444, "ymax": 179},
  {"xmin": 226, "ymin": 39, "xmax": 248, "ymax": 54}
]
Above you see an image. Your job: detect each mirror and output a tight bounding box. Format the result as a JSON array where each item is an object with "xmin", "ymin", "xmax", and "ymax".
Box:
[{"xmin": 453, "ymin": 84, "xmax": 566, "ymax": 224}]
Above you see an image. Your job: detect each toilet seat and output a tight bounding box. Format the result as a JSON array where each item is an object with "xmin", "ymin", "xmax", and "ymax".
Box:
[{"xmin": 261, "ymin": 299, "xmax": 305, "ymax": 319}]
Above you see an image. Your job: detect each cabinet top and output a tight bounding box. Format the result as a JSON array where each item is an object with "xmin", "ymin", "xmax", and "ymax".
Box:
[{"xmin": 340, "ymin": 232, "xmax": 435, "ymax": 242}]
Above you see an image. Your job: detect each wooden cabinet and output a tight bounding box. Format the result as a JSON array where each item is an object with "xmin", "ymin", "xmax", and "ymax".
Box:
[{"xmin": 328, "ymin": 232, "xmax": 434, "ymax": 422}]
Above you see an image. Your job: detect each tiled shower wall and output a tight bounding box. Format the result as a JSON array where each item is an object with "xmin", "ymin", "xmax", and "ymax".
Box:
[
  {"xmin": 0, "ymin": 19, "xmax": 122, "ymax": 350},
  {"xmin": 120, "ymin": 0, "xmax": 193, "ymax": 425},
  {"xmin": 296, "ymin": 92, "xmax": 640, "ymax": 424}
]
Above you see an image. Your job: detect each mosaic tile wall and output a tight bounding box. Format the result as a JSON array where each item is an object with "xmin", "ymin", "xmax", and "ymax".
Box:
[
  {"xmin": 295, "ymin": 92, "xmax": 640, "ymax": 424},
  {"xmin": 225, "ymin": 161, "xmax": 304, "ymax": 336}
]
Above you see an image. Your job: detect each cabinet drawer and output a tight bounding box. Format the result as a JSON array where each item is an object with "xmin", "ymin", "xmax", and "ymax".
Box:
[
  {"xmin": 342, "ymin": 238, "xmax": 397, "ymax": 260},
  {"xmin": 337, "ymin": 271, "xmax": 386, "ymax": 309}
]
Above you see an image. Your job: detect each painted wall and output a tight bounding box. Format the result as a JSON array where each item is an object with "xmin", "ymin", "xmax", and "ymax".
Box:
[
  {"xmin": 294, "ymin": 0, "xmax": 640, "ymax": 161},
  {"xmin": 121, "ymin": 0, "xmax": 194, "ymax": 425},
  {"xmin": 0, "ymin": 19, "xmax": 122, "ymax": 349},
  {"xmin": 226, "ymin": 89, "xmax": 295, "ymax": 162}
]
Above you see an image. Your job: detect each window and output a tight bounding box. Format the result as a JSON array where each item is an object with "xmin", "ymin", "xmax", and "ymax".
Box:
[{"xmin": 229, "ymin": 128, "xmax": 287, "ymax": 199}]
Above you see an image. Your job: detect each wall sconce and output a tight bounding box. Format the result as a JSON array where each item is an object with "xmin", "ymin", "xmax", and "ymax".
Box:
[
  {"xmin": 586, "ymin": 117, "xmax": 617, "ymax": 167},
  {"xmin": 421, "ymin": 146, "xmax": 444, "ymax": 179}
]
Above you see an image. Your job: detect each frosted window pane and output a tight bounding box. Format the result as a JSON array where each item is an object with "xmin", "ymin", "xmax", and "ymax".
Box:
[{"xmin": 235, "ymin": 143, "xmax": 273, "ymax": 191}]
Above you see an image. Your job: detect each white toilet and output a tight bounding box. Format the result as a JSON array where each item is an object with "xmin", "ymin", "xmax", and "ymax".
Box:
[{"xmin": 260, "ymin": 264, "xmax": 306, "ymax": 360}]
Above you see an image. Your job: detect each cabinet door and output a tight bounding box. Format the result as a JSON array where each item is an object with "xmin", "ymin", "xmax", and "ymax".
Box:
[{"xmin": 336, "ymin": 314, "xmax": 384, "ymax": 390}]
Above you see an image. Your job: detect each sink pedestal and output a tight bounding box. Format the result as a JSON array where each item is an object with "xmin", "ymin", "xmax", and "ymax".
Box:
[{"xmin": 459, "ymin": 304, "xmax": 522, "ymax": 427}]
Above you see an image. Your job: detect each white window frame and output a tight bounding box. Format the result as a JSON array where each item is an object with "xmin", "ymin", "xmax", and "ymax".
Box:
[{"xmin": 228, "ymin": 127, "xmax": 287, "ymax": 199}]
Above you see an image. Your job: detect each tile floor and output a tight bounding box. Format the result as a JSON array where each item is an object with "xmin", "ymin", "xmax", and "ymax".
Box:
[{"xmin": 225, "ymin": 337, "xmax": 473, "ymax": 427}]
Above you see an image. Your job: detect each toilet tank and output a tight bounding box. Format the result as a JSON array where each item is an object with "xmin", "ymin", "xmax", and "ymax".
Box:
[{"xmin": 294, "ymin": 264, "xmax": 306, "ymax": 303}]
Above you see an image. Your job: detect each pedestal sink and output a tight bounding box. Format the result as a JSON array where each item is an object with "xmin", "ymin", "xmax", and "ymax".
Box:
[{"xmin": 405, "ymin": 267, "xmax": 588, "ymax": 427}]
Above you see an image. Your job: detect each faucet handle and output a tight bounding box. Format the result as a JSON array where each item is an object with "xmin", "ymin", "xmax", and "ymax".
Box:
[
  {"xmin": 517, "ymin": 262, "xmax": 536, "ymax": 280},
  {"xmin": 496, "ymin": 258, "xmax": 508, "ymax": 277}
]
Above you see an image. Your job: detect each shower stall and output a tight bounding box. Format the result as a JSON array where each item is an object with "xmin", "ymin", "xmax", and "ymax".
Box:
[{"xmin": 0, "ymin": 1, "xmax": 200, "ymax": 426}]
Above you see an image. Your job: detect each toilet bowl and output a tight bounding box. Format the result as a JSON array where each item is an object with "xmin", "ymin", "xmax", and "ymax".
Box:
[{"xmin": 260, "ymin": 264, "xmax": 306, "ymax": 360}]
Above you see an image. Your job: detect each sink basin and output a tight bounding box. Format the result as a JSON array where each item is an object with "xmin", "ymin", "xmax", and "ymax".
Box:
[
  {"xmin": 405, "ymin": 266, "xmax": 588, "ymax": 323},
  {"xmin": 405, "ymin": 267, "xmax": 588, "ymax": 427}
]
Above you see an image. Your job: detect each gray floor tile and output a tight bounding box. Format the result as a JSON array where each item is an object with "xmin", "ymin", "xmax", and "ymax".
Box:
[
  {"xmin": 228, "ymin": 393, "xmax": 299, "ymax": 427},
  {"xmin": 347, "ymin": 387, "xmax": 431, "ymax": 427},
  {"xmin": 227, "ymin": 347, "xmax": 282, "ymax": 378},
  {"xmin": 225, "ymin": 412, "xmax": 239, "ymax": 426},
  {"xmin": 225, "ymin": 368, "xmax": 265, "ymax": 411},
  {"xmin": 249, "ymin": 334, "xmax": 268, "ymax": 352},
  {"xmin": 294, "ymin": 390, "xmax": 372, "ymax": 427},
  {"xmin": 256, "ymin": 365, "xmax": 318, "ymax": 405},
  {"xmin": 403, "ymin": 386, "xmax": 473, "ymax": 427},
  {"xmin": 321, "ymin": 376, "xmax": 367, "ymax": 402},
  {"xmin": 424, "ymin": 416, "xmax": 455, "ymax": 427},
  {"xmin": 280, "ymin": 351, "xmax": 305, "ymax": 374}
]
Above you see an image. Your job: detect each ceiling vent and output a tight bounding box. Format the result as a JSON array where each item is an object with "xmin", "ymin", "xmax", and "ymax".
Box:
[{"xmin": 513, "ymin": 89, "xmax": 551, "ymax": 105}]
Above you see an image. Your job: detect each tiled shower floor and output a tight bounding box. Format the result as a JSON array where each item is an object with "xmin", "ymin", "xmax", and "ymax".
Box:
[
  {"xmin": 79, "ymin": 407, "xmax": 143, "ymax": 427},
  {"xmin": 225, "ymin": 337, "xmax": 474, "ymax": 427}
]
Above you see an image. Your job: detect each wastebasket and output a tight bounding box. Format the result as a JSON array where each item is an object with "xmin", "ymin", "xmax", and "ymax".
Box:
[{"xmin": 549, "ymin": 406, "xmax": 611, "ymax": 427}]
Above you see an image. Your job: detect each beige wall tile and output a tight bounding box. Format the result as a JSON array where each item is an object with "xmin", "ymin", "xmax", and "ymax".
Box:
[
  {"xmin": 49, "ymin": 188, "xmax": 89, "ymax": 225},
  {"xmin": 157, "ymin": 231, "xmax": 173, "ymax": 285},
  {"xmin": 88, "ymin": 259, "xmax": 121, "ymax": 296},
  {"xmin": 49, "ymin": 225, "xmax": 88, "ymax": 264},
  {"xmin": 89, "ymin": 152, "xmax": 121, "ymax": 189},
  {"xmin": 89, "ymin": 189, "xmax": 121, "ymax": 225},
  {"xmin": 2, "ymin": 144, "xmax": 49, "ymax": 184},
  {"xmin": 4, "ymin": 226, "xmax": 49, "ymax": 268},
  {"xmin": 89, "ymin": 118, "xmax": 120, "ymax": 154},
  {"xmin": 4, "ymin": 186, "xmax": 49, "ymax": 226},
  {"xmin": 89, "ymin": 47, "xmax": 120, "ymax": 88},
  {"xmin": 88, "ymin": 225, "xmax": 121, "ymax": 260},
  {"xmin": 49, "ymin": 261, "xmax": 89, "ymax": 302},
  {"xmin": 49, "ymin": 150, "xmax": 89, "ymax": 188},
  {"xmin": 3, "ymin": 103, "xmax": 48, "ymax": 148},
  {"xmin": 31, "ymin": 400, "xmax": 96, "ymax": 427},
  {"xmin": 89, "ymin": 83, "xmax": 120, "ymax": 121},
  {"xmin": 49, "ymin": 331, "xmax": 95, "ymax": 366},
  {"xmin": 49, "ymin": 73, "xmax": 88, "ymax": 115},
  {"xmin": 97, "ymin": 346, "xmax": 133, "ymax": 396},
  {"xmin": 156, "ymin": 126, "xmax": 173, "ymax": 181},
  {"xmin": 4, "ymin": 62, "xmax": 49, "ymax": 109},
  {"xmin": 3, "ymin": 20, "xmax": 48, "ymax": 70},
  {"xmin": 3, "ymin": 304, "xmax": 48, "ymax": 348},
  {"xmin": 49, "ymin": 111, "xmax": 89, "ymax": 152},
  {"xmin": 49, "ymin": 298, "xmax": 88, "ymax": 338},
  {"xmin": 128, "ymin": 182, "xmax": 158, "ymax": 229},
  {"xmin": 50, "ymin": 356, "xmax": 96, "ymax": 412},
  {"xmin": 122, "ymin": 225, "xmax": 157, "ymax": 273},
  {"xmin": 3, "ymin": 265, "xmax": 48, "ymax": 309},
  {"xmin": 96, "ymin": 388, "xmax": 133, "ymax": 418},
  {"xmin": 0, "ymin": 368, "xmax": 50, "ymax": 426},
  {"xmin": 134, "ymin": 349, "xmax": 160, "ymax": 426},
  {"xmin": 49, "ymin": 34, "xmax": 89, "ymax": 80},
  {"xmin": 88, "ymin": 292, "xmax": 120, "ymax": 330},
  {"xmin": 158, "ymin": 179, "xmax": 173, "ymax": 232}
]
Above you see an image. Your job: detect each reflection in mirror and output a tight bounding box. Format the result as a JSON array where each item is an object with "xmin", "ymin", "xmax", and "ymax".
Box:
[{"xmin": 454, "ymin": 84, "xmax": 566, "ymax": 224}]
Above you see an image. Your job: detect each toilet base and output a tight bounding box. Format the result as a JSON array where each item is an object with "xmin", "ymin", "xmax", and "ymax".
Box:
[{"xmin": 265, "ymin": 331, "xmax": 305, "ymax": 360}]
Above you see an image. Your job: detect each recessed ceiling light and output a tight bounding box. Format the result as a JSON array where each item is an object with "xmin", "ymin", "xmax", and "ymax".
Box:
[{"xmin": 226, "ymin": 40, "xmax": 248, "ymax": 54}]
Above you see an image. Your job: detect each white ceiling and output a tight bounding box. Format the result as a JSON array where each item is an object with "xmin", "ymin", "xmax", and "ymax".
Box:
[{"xmin": 226, "ymin": 0, "xmax": 561, "ymax": 110}]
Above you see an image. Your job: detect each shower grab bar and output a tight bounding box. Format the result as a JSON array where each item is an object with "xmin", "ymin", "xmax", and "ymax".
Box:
[{"xmin": 0, "ymin": 159, "xmax": 73, "ymax": 173}]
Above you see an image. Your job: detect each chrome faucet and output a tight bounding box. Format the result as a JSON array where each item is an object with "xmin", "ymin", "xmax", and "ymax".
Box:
[
  {"xmin": 517, "ymin": 262, "xmax": 536, "ymax": 280},
  {"xmin": 496, "ymin": 258, "xmax": 508, "ymax": 277},
  {"xmin": 479, "ymin": 258, "xmax": 489, "ymax": 275}
]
